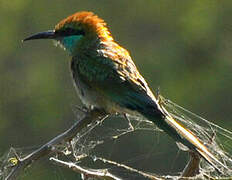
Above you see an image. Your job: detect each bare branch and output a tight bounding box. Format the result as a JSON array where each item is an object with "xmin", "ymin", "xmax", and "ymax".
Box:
[
  {"xmin": 5, "ymin": 108, "xmax": 107, "ymax": 180},
  {"xmin": 50, "ymin": 157, "xmax": 122, "ymax": 180},
  {"xmin": 94, "ymin": 156, "xmax": 162, "ymax": 180}
]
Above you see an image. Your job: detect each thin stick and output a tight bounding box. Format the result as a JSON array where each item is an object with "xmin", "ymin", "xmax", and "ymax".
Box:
[{"xmin": 50, "ymin": 157, "xmax": 122, "ymax": 180}]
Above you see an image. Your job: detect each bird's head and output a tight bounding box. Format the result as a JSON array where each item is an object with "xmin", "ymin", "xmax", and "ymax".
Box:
[{"xmin": 24, "ymin": 11, "xmax": 113, "ymax": 55}]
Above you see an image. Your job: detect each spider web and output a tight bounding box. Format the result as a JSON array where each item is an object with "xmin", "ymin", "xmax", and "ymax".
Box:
[
  {"xmin": 1, "ymin": 96, "xmax": 232, "ymax": 179},
  {"xmin": 160, "ymin": 96, "xmax": 232, "ymax": 178}
]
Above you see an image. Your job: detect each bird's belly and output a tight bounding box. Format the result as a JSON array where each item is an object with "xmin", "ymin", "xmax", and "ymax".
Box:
[
  {"xmin": 72, "ymin": 76, "xmax": 99, "ymax": 109},
  {"xmin": 72, "ymin": 74, "xmax": 133, "ymax": 115},
  {"xmin": 72, "ymin": 73, "xmax": 112, "ymax": 112}
]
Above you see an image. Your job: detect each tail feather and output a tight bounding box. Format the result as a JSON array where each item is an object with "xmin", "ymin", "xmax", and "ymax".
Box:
[
  {"xmin": 139, "ymin": 98, "xmax": 229, "ymax": 174},
  {"xmin": 165, "ymin": 115, "xmax": 227, "ymax": 174}
]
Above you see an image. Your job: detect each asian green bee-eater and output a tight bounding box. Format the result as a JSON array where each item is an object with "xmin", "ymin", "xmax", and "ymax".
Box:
[{"xmin": 24, "ymin": 11, "xmax": 227, "ymax": 173}]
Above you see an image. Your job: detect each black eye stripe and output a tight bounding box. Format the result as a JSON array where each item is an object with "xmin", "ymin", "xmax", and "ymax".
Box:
[{"xmin": 56, "ymin": 28, "xmax": 85, "ymax": 37}]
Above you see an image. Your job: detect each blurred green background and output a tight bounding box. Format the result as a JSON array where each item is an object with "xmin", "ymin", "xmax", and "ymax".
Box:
[{"xmin": 1, "ymin": 0, "xmax": 232, "ymax": 179}]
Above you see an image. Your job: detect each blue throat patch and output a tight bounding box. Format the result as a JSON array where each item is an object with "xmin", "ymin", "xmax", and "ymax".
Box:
[{"xmin": 61, "ymin": 35, "xmax": 83, "ymax": 53}]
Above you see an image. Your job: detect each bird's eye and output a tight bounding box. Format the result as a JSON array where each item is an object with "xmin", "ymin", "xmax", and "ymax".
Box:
[
  {"xmin": 65, "ymin": 28, "xmax": 76, "ymax": 35},
  {"xmin": 57, "ymin": 27, "xmax": 85, "ymax": 37}
]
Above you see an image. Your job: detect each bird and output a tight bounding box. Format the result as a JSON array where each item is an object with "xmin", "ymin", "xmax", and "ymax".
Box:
[{"xmin": 23, "ymin": 11, "xmax": 227, "ymax": 174}]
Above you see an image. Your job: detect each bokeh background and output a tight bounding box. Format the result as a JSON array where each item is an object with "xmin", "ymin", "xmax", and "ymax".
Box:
[{"xmin": 1, "ymin": 0, "xmax": 232, "ymax": 179}]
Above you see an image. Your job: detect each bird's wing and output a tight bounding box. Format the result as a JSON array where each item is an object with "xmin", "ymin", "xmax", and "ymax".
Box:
[{"xmin": 76, "ymin": 47, "xmax": 201, "ymax": 149}]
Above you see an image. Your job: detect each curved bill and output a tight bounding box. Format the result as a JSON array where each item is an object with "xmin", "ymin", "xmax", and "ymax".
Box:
[{"xmin": 23, "ymin": 30, "xmax": 55, "ymax": 42}]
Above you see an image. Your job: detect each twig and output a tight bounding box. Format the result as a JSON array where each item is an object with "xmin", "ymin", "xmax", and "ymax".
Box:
[
  {"xmin": 50, "ymin": 157, "xmax": 121, "ymax": 180},
  {"xmin": 95, "ymin": 156, "xmax": 162, "ymax": 180},
  {"xmin": 5, "ymin": 108, "xmax": 107, "ymax": 180}
]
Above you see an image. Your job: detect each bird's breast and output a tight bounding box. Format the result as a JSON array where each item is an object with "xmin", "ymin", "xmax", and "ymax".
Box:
[{"xmin": 70, "ymin": 56, "xmax": 114, "ymax": 111}]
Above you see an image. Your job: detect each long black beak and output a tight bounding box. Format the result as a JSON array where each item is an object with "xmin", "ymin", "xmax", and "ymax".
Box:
[{"xmin": 23, "ymin": 30, "xmax": 55, "ymax": 42}]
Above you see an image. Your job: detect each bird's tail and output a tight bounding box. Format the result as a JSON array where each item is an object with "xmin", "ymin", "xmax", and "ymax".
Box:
[{"xmin": 139, "ymin": 97, "xmax": 229, "ymax": 174}]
